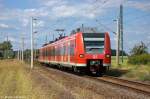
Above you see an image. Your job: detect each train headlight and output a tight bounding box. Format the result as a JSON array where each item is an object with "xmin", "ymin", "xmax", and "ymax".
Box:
[
  {"xmin": 105, "ymin": 54, "xmax": 110, "ymax": 58},
  {"xmin": 79, "ymin": 54, "xmax": 84, "ymax": 58}
]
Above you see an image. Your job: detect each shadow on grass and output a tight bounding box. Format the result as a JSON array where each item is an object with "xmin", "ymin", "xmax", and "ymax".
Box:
[{"xmin": 105, "ymin": 69, "xmax": 129, "ymax": 77}]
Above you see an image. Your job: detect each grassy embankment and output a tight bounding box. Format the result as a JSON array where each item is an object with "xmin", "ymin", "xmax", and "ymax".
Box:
[
  {"xmin": 109, "ymin": 56, "xmax": 150, "ymax": 81},
  {"xmin": 0, "ymin": 60, "xmax": 52, "ymax": 99}
]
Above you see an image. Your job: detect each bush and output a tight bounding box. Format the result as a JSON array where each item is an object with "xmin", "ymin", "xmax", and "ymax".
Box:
[
  {"xmin": 128, "ymin": 54, "xmax": 150, "ymax": 65},
  {"xmin": 130, "ymin": 41, "xmax": 148, "ymax": 56}
]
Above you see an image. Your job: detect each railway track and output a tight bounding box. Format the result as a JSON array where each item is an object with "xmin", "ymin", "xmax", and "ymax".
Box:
[
  {"xmin": 40, "ymin": 65, "xmax": 150, "ymax": 96},
  {"xmin": 86, "ymin": 75, "xmax": 150, "ymax": 96}
]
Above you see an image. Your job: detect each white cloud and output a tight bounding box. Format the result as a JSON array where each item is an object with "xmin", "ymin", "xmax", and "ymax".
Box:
[
  {"xmin": 41, "ymin": 0, "xmax": 68, "ymax": 7},
  {"xmin": 19, "ymin": 8, "xmax": 49, "ymax": 27},
  {"xmin": 0, "ymin": 23, "xmax": 9, "ymax": 28},
  {"xmin": 50, "ymin": 3, "xmax": 100, "ymax": 18},
  {"xmin": 23, "ymin": 8, "xmax": 49, "ymax": 17},
  {"xmin": 0, "ymin": 23, "xmax": 19, "ymax": 30},
  {"xmin": 34, "ymin": 20, "xmax": 45, "ymax": 27},
  {"xmin": 126, "ymin": 1, "xmax": 150, "ymax": 11},
  {"xmin": 38, "ymin": 0, "xmax": 125, "ymax": 19},
  {"xmin": 0, "ymin": 0, "xmax": 139, "ymax": 27},
  {"xmin": 2, "ymin": 8, "xmax": 48, "ymax": 27},
  {"xmin": 148, "ymin": 35, "xmax": 150, "ymax": 39},
  {"xmin": 52, "ymin": 5, "xmax": 77, "ymax": 17},
  {"xmin": 6, "ymin": 37, "xmax": 16, "ymax": 42},
  {"xmin": 0, "ymin": 0, "xmax": 149, "ymax": 27},
  {"xmin": 22, "ymin": 18, "xmax": 29, "ymax": 27}
]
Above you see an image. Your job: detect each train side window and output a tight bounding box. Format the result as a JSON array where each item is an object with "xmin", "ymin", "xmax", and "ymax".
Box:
[
  {"xmin": 63, "ymin": 46, "xmax": 66, "ymax": 56},
  {"xmin": 42, "ymin": 49, "xmax": 44, "ymax": 56},
  {"xmin": 54, "ymin": 47, "xmax": 56, "ymax": 56},
  {"xmin": 50, "ymin": 47, "xmax": 52, "ymax": 56},
  {"xmin": 48, "ymin": 47, "xmax": 50, "ymax": 56},
  {"xmin": 47, "ymin": 48, "xmax": 49, "ymax": 56},
  {"xmin": 44, "ymin": 48, "xmax": 45, "ymax": 56},
  {"xmin": 55, "ymin": 47, "xmax": 58, "ymax": 56},
  {"xmin": 50, "ymin": 47, "xmax": 51, "ymax": 56},
  {"xmin": 51, "ymin": 47, "xmax": 53, "ymax": 56},
  {"xmin": 60, "ymin": 46, "xmax": 63, "ymax": 56},
  {"xmin": 58, "ymin": 47, "xmax": 60, "ymax": 56},
  {"xmin": 43, "ymin": 49, "xmax": 45, "ymax": 56},
  {"xmin": 68, "ymin": 45, "xmax": 70, "ymax": 56},
  {"xmin": 53, "ymin": 46, "xmax": 55, "ymax": 56},
  {"xmin": 57, "ymin": 46, "xmax": 60, "ymax": 56},
  {"xmin": 70, "ymin": 40, "xmax": 75, "ymax": 56},
  {"xmin": 43, "ymin": 49, "xmax": 44, "ymax": 56},
  {"xmin": 53, "ymin": 47, "xmax": 55, "ymax": 56},
  {"xmin": 46, "ymin": 48, "xmax": 48, "ymax": 56},
  {"xmin": 57, "ymin": 47, "xmax": 59, "ymax": 56},
  {"xmin": 45, "ymin": 48, "xmax": 47, "ymax": 56},
  {"xmin": 55, "ymin": 47, "xmax": 56, "ymax": 56},
  {"xmin": 70, "ymin": 44, "xmax": 74, "ymax": 56}
]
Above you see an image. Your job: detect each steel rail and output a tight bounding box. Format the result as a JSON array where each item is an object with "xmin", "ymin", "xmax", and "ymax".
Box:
[{"xmin": 86, "ymin": 75, "xmax": 150, "ymax": 96}]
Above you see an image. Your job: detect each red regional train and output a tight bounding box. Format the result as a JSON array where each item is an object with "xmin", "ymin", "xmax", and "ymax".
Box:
[{"xmin": 38, "ymin": 28, "xmax": 111, "ymax": 75}]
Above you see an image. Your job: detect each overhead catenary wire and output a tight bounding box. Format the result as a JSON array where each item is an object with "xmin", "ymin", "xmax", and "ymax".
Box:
[
  {"xmin": 88, "ymin": 0, "xmax": 109, "ymax": 13},
  {"xmin": 96, "ymin": 20, "xmax": 116, "ymax": 35}
]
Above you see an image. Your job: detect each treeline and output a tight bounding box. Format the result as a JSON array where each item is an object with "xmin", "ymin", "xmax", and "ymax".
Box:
[
  {"xmin": 111, "ymin": 49, "xmax": 127, "ymax": 56},
  {"xmin": 0, "ymin": 41, "xmax": 14, "ymax": 59},
  {"xmin": 17, "ymin": 49, "xmax": 39, "ymax": 62}
]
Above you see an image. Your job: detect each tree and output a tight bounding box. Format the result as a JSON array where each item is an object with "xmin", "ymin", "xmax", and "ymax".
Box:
[
  {"xmin": 130, "ymin": 41, "xmax": 148, "ymax": 56},
  {"xmin": 0, "ymin": 41, "xmax": 13, "ymax": 59},
  {"xmin": 0, "ymin": 41, "xmax": 12, "ymax": 51}
]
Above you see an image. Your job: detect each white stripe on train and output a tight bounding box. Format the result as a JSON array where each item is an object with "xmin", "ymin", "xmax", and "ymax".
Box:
[{"xmin": 39, "ymin": 60, "xmax": 110, "ymax": 67}]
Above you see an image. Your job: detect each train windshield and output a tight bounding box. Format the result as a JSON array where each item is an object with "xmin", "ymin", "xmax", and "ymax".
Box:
[{"xmin": 83, "ymin": 33, "xmax": 105, "ymax": 54}]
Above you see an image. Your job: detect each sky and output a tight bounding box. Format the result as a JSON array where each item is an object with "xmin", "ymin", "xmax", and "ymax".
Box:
[{"xmin": 0, "ymin": 0, "xmax": 150, "ymax": 53}]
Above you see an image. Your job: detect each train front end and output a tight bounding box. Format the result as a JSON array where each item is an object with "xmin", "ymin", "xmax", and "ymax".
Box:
[{"xmin": 76, "ymin": 32, "xmax": 111, "ymax": 75}]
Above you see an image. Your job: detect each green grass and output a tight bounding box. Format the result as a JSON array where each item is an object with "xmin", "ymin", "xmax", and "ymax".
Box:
[
  {"xmin": 0, "ymin": 60, "xmax": 52, "ymax": 99},
  {"xmin": 109, "ymin": 56, "xmax": 150, "ymax": 81}
]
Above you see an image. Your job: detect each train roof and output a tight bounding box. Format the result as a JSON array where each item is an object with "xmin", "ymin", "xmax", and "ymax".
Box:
[
  {"xmin": 70, "ymin": 27, "xmax": 104, "ymax": 35},
  {"xmin": 41, "ymin": 27, "xmax": 107, "ymax": 48}
]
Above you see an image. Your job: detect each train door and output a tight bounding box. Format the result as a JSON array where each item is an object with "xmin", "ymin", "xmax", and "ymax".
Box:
[
  {"xmin": 70, "ymin": 39, "xmax": 75, "ymax": 64},
  {"xmin": 68, "ymin": 42, "xmax": 70, "ymax": 63},
  {"xmin": 46, "ymin": 47, "xmax": 47, "ymax": 62}
]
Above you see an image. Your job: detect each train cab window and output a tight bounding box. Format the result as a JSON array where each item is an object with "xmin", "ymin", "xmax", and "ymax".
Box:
[{"xmin": 83, "ymin": 33, "xmax": 105, "ymax": 54}]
